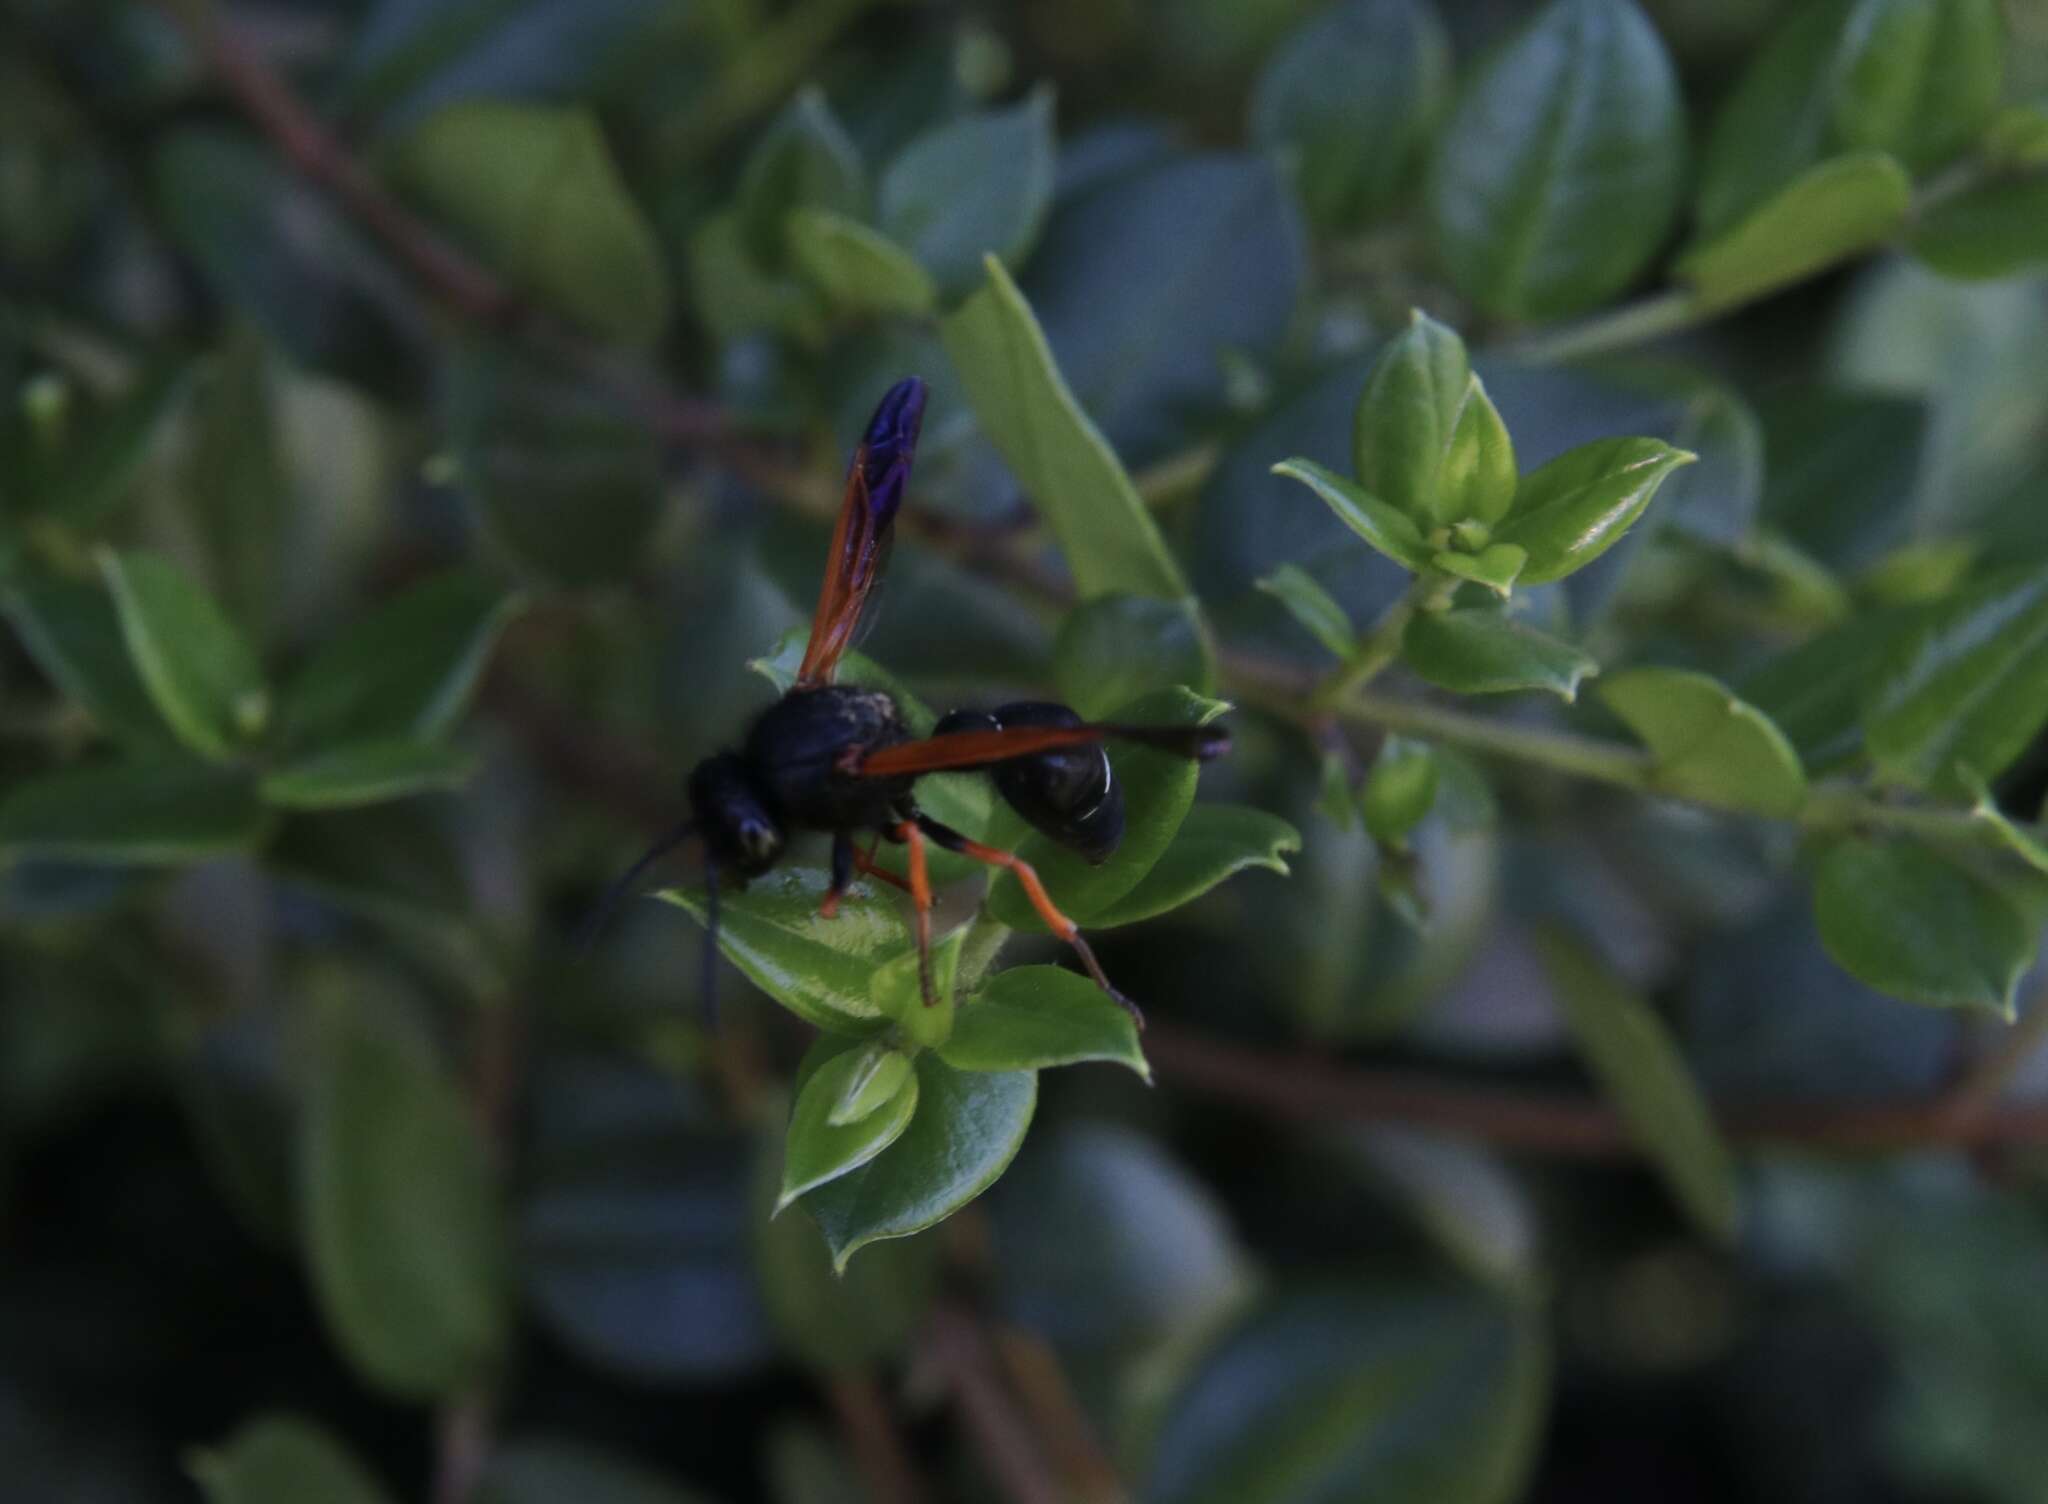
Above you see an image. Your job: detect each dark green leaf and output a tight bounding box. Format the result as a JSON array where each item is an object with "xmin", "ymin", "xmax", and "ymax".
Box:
[
  {"xmin": 1352, "ymin": 312, "xmax": 1515, "ymax": 529},
  {"xmin": 181, "ymin": 332, "xmax": 283, "ymax": 635},
  {"xmin": 800, "ymin": 1053, "xmax": 1036, "ymax": 1271},
  {"xmin": 985, "ymin": 687, "xmax": 1230, "ymax": 929},
  {"xmin": 279, "ymin": 571, "xmax": 522, "ymax": 749},
  {"xmin": 1959, "ymin": 769, "xmax": 2048, "ymax": 875},
  {"xmin": 1535, "ymin": 929, "xmax": 1739, "ymax": 1240},
  {"xmin": 101, "ymin": 549, "xmax": 269, "ymax": 760},
  {"xmin": 1679, "ymin": 151, "xmax": 1912, "ymax": 308},
  {"xmin": 1402, "ymin": 608, "xmax": 1598, "ymax": 699},
  {"xmin": 1256, "ymin": 564, "xmax": 1357, "ymax": 659},
  {"xmin": 1599, "ymin": 667, "xmax": 1808, "ymax": 816},
  {"xmin": 1737, "ymin": 610, "xmax": 1918, "ymax": 775},
  {"xmin": 778, "ymin": 1043, "xmax": 920, "ymax": 1210},
  {"xmin": 1249, "ymin": 0, "xmax": 1450, "ymax": 229},
  {"xmin": 1696, "ymin": 0, "xmax": 2004, "ymax": 236},
  {"xmin": 0, "ymin": 761, "xmax": 267, "ymax": 865},
  {"xmin": 938, "ymin": 965, "xmax": 1149, "ymax": 1077},
  {"xmin": 1142, "ymin": 1285, "xmax": 1549, "ymax": 1504},
  {"xmin": 3, "ymin": 575, "xmax": 173, "ymax": 746},
  {"xmin": 301, "ymin": 994, "xmax": 511, "ymax": 1398},
  {"xmin": 259, "ymin": 740, "xmax": 476, "ymax": 811},
  {"xmin": 1362, "ymin": 737, "xmax": 1440, "ymax": 845},
  {"xmin": 685, "ymin": 208, "xmax": 829, "ymax": 342},
  {"xmin": 1425, "ymin": 0, "xmax": 1686, "ymax": 321},
  {"xmin": 1911, "ymin": 171, "xmax": 2048, "ymax": 280},
  {"xmin": 1052, "ymin": 593, "xmax": 1213, "ymax": 718},
  {"xmin": 1087, "ymin": 803, "xmax": 1301, "ymax": 927},
  {"xmin": 191, "ymin": 1414, "xmax": 395, "ymax": 1504},
  {"xmin": 1268, "ymin": 460, "xmax": 1432, "ymax": 572},
  {"xmin": 1493, "ymin": 437, "xmax": 1694, "ymax": 584},
  {"xmin": 784, "ymin": 208, "xmax": 936, "ymax": 317},
  {"xmin": 941, "ymin": 257, "xmax": 1188, "ymax": 599},
  {"xmin": 1814, "ymin": 836, "xmax": 2037, "ymax": 1016},
  {"xmin": 738, "ymin": 89, "xmax": 867, "ymax": 270},
  {"xmin": 477, "ymin": 1441, "xmax": 720, "ymax": 1504},
  {"xmin": 1758, "ymin": 388, "xmax": 1927, "ymax": 571},
  {"xmin": 1863, "ymin": 564, "xmax": 2048, "ymax": 794},
  {"xmin": 879, "ymin": 90, "xmax": 1056, "ymax": 301},
  {"xmin": 387, "ymin": 101, "xmax": 670, "ymax": 343},
  {"xmin": 28, "ymin": 361, "xmax": 188, "ymax": 527}
]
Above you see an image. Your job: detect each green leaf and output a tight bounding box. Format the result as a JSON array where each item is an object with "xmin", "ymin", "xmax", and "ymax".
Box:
[
  {"xmin": 1493, "ymin": 437, "xmax": 1695, "ymax": 584},
  {"xmin": 1052, "ymin": 593, "xmax": 1213, "ymax": 718},
  {"xmin": 1087, "ymin": 803, "xmax": 1301, "ymax": 927},
  {"xmin": 386, "ymin": 101, "xmax": 670, "ymax": 343},
  {"xmin": 1983, "ymin": 101, "xmax": 2048, "ymax": 166},
  {"xmin": 938, "ymin": 965, "xmax": 1149, "ymax": 1078},
  {"xmin": 1696, "ymin": 0, "xmax": 2004, "ymax": 235},
  {"xmin": 737, "ymin": 88, "xmax": 867, "ymax": 270},
  {"xmin": 1814, "ymin": 836, "xmax": 2037, "ymax": 1016},
  {"xmin": 1402, "ymin": 608, "xmax": 1598, "ymax": 699},
  {"xmin": 660, "ymin": 869, "xmax": 967, "ymax": 1036},
  {"xmin": 1534, "ymin": 929, "xmax": 1739, "ymax": 1240},
  {"xmin": 1910, "ymin": 171, "xmax": 2048, "ymax": 281},
  {"xmin": 0, "ymin": 761, "xmax": 267, "ymax": 865},
  {"xmin": 1863, "ymin": 564, "xmax": 2048, "ymax": 795},
  {"xmin": 784, "ymin": 208, "xmax": 937, "ymax": 316},
  {"xmin": 1351, "ymin": 312, "xmax": 1515, "ymax": 528},
  {"xmin": 1958, "ymin": 769, "xmax": 2048, "ymax": 876},
  {"xmin": 1249, "ymin": 0, "xmax": 1451, "ymax": 230},
  {"xmin": 800, "ymin": 1053, "xmax": 1035, "ymax": 1270},
  {"xmin": 985, "ymin": 687, "xmax": 1230, "ymax": 929},
  {"xmin": 686, "ymin": 207, "xmax": 830, "ymax": 342},
  {"xmin": 190, "ymin": 1414, "xmax": 396, "ymax": 1504},
  {"xmin": 28, "ymin": 360, "xmax": 189, "ymax": 527},
  {"xmin": 3, "ymin": 575, "xmax": 174, "ymax": 746},
  {"xmin": 260, "ymin": 740, "xmax": 476, "ymax": 811},
  {"xmin": 1362, "ymin": 737, "xmax": 1440, "ymax": 845},
  {"xmin": 1256, "ymin": 565, "xmax": 1357, "ymax": 659},
  {"xmin": 477, "ymin": 1441, "xmax": 722, "ymax": 1504},
  {"xmin": 278, "ymin": 572, "xmax": 522, "ymax": 749},
  {"xmin": 1425, "ymin": 0, "xmax": 1686, "ymax": 321},
  {"xmin": 100, "ymin": 549, "xmax": 268, "ymax": 761},
  {"xmin": 879, "ymin": 90, "xmax": 1056, "ymax": 301},
  {"xmin": 1737, "ymin": 607, "xmax": 1921, "ymax": 774},
  {"xmin": 827, "ymin": 1042, "xmax": 917, "ymax": 1126},
  {"xmin": 1142, "ymin": 1286, "xmax": 1549, "ymax": 1504},
  {"xmin": 1268, "ymin": 460, "xmax": 1432, "ymax": 572},
  {"xmin": 1598, "ymin": 667, "xmax": 1808, "ymax": 817},
  {"xmin": 180, "ymin": 331, "xmax": 284, "ymax": 635},
  {"xmin": 301, "ymin": 993, "xmax": 511, "ymax": 1398},
  {"xmin": 1431, "ymin": 543, "xmax": 1526, "ymax": 597},
  {"xmin": 778, "ymin": 1045, "xmax": 921, "ymax": 1211},
  {"xmin": 940, "ymin": 256, "xmax": 1188, "ymax": 600},
  {"xmin": 1679, "ymin": 151, "xmax": 1912, "ymax": 309}
]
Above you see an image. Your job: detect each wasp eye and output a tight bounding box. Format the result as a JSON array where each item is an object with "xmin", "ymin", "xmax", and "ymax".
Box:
[{"xmin": 739, "ymin": 819, "xmax": 780, "ymax": 864}]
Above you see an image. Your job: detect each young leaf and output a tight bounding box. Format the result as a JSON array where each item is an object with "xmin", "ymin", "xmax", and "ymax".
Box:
[
  {"xmin": 736, "ymin": 89, "xmax": 868, "ymax": 270},
  {"xmin": 879, "ymin": 90, "xmax": 1056, "ymax": 301},
  {"xmin": 828, "ymin": 1043, "xmax": 917, "ymax": 1126},
  {"xmin": 301, "ymin": 994, "xmax": 511, "ymax": 1398},
  {"xmin": 784, "ymin": 209, "xmax": 937, "ymax": 317},
  {"xmin": 1492, "ymin": 437, "xmax": 1695, "ymax": 584},
  {"xmin": 1598, "ymin": 667, "xmax": 1808, "ymax": 817},
  {"xmin": 1814, "ymin": 836, "xmax": 2037, "ymax": 1016},
  {"xmin": 1051, "ymin": 593, "xmax": 1214, "ymax": 717},
  {"xmin": 1862, "ymin": 563, "xmax": 2048, "ymax": 795},
  {"xmin": 1085, "ymin": 805, "xmax": 1299, "ymax": 931},
  {"xmin": 799, "ymin": 1054, "xmax": 1036, "ymax": 1270},
  {"xmin": 1361, "ymin": 737, "xmax": 1440, "ymax": 845},
  {"xmin": 278, "ymin": 571, "xmax": 523, "ymax": 749},
  {"xmin": 1679, "ymin": 151, "xmax": 1912, "ymax": 309},
  {"xmin": 1911, "ymin": 173, "xmax": 2048, "ymax": 283},
  {"xmin": 1351, "ymin": 311, "xmax": 1514, "ymax": 528},
  {"xmin": 386, "ymin": 102, "xmax": 670, "ymax": 343},
  {"xmin": 3, "ymin": 576, "xmax": 174, "ymax": 746},
  {"xmin": 259, "ymin": 740, "xmax": 476, "ymax": 811},
  {"xmin": 778, "ymin": 1046, "xmax": 921, "ymax": 1211},
  {"xmin": 190, "ymin": 1414, "xmax": 396, "ymax": 1504},
  {"xmin": 1425, "ymin": 0, "xmax": 1686, "ymax": 321},
  {"xmin": 985, "ymin": 687, "xmax": 1230, "ymax": 929},
  {"xmin": 940, "ymin": 256, "xmax": 1188, "ymax": 600},
  {"xmin": 1256, "ymin": 565, "xmax": 1357, "ymax": 659},
  {"xmin": 101, "ymin": 549, "xmax": 269, "ymax": 760},
  {"xmin": 1249, "ymin": 0, "xmax": 1451, "ymax": 230},
  {"xmin": 938, "ymin": 965, "xmax": 1149, "ymax": 1078},
  {"xmin": 1430, "ymin": 543, "xmax": 1526, "ymax": 596},
  {"xmin": 1268, "ymin": 460, "xmax": 1433, "ymax": 572},
  {"xmin": 1535, "ymin": 929, "xmax": 1739, "ymax": 1241},
  {"xmin": 1402, "ymin": 608, "xmax": 1598, "ymax": 700},
  {"xmin": 0, "ymin": 761, "xmax": 268, "ymax": 865}
]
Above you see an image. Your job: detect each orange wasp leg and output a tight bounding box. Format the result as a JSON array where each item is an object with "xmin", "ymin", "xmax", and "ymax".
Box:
[{"xmin": 892, "ymin": 820, "xmax": 937, "ymax": 1007}]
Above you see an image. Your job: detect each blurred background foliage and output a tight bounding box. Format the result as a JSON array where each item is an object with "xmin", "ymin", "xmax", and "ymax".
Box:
[{"xmin": 5, "ymin": 0, "xmax": 2048, "ymax": 1501}]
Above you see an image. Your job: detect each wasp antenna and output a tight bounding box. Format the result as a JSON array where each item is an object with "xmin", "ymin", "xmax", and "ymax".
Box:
[
  {"xmin": 700, "ymin": 858, "xmax": 722, "ymax": 1032},
  {"xmin": 577, "ymin": 819, "xmax": 700, "ymax": 950},
  {"xmin": 1097, "ymin": 722, "xmax": 1232, "ymax": 761}
]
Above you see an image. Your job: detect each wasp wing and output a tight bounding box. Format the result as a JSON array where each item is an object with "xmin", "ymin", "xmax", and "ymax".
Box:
[{"xmin": 854, "ymin": 720, "xmax": 1229, "ymax": 778}]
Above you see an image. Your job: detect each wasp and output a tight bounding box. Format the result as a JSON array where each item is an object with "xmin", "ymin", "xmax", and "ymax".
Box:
[{"xmin": 591, "ymin": 377, "xmax": 1227, "ymax": 1019}]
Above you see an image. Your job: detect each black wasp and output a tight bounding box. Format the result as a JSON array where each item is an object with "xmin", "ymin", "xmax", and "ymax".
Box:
[{"xmin": 590, "ymin": 377, "xmax": 1228, "ymax": 1020}]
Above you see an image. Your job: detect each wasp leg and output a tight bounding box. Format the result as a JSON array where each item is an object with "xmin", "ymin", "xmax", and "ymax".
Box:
[
  {"xmin": 700, "ymin": 857, "xmax": 722, "ymax": 1031},
  {"xmin": 819, "ymin": 832, "xmax": 858, "ymax": 919},
  {"xmin": 914, "ymin": 814, "xmax": 1141, "ymax": 1027},
  {"xmin": 890, "ymin": 820, "xmax": 937, "ymax": 1007},
  {"xmin": 850, "ymin": 834, "xmax": 913, "ymax": 894}
]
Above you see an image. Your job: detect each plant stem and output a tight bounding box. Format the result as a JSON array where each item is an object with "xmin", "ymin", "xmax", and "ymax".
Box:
[{"xmin": 1308, "ymin": 574, "xmax": 1448, "ymax": 712}]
